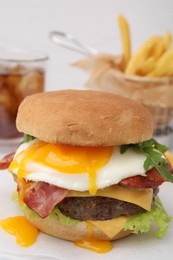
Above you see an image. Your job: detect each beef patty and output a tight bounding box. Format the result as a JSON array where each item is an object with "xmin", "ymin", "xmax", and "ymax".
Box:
[{"xmin": 57, "ymin": 188, "xmax": 159, "ymax": 221}]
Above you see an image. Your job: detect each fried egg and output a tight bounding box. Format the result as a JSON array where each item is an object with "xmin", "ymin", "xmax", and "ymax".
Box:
[{"xmin": 9, "ymin": 139, "xmax": 147, "ymax": 195}]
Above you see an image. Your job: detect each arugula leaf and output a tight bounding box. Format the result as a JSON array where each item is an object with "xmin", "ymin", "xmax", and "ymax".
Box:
[
  {"xmin": 22, "ymin": 134, "xmax": 35, "ymax": 143},
  {"xmin": 120, "ymin": 138, "xmax": 173, "ymax": 183}
]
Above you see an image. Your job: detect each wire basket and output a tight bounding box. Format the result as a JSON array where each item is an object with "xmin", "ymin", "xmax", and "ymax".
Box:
[{"xmin": 146, "ymin": 106, "xmax": 173, "ymax": 137}]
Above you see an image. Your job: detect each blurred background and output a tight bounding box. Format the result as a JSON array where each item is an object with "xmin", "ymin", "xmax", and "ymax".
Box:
[{"xmin": 0, "ymin": 0, "xmax": 172, "ymax": 91}]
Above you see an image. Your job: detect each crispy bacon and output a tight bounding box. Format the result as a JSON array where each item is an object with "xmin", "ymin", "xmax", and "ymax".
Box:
[
  {"xmin": 0, "ymin": 153, "xmax": 14, "ymax": 170},
  {"xmin": 119, "ymin": 165, "xmax": 173, "ymax": 189},
  {"xmin": 24, "ymin": 182, "xmax": 69, "ymax": 218}
]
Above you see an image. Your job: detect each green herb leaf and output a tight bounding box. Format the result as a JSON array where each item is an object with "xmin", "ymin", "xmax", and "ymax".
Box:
[
  {"xmin": 22, "ymin": 134, "xmax": 35, "ymax": 143},
  {"xmin": 120, "ymin": 138, "xmax": 173, "ymax": 183},
  {"xmin": 120, "ymin": 145, "xmax": 130, "ymax": 154}
]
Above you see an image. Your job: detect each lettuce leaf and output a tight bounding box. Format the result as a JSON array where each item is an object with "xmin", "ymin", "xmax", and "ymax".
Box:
[
  {"xmin": 124, "ymin": 196, "xmax": 172, "ymax": 238},
  {"xmin": 11, "ymin": 191, "xmax": 18, "ymax": 203},
  {"xmin": 21, "ymin": 203, "xmax": 39, "ymax": 219},
  {"xmin": 20, "ymin": 202, "xmax": 79, "ymax": 226},
  {"xmin": 52, "ymin": 207, "xmax": 79, "ymax": 226}
]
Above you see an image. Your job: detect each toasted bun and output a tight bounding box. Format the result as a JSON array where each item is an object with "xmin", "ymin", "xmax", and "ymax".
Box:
[
  {"xmin": 24, "ymin": 209, "xmax": 131, "ymax": 241},
  {"xmin": 16, "ymin": 90, "xmax": 154, "ymax": 146}
]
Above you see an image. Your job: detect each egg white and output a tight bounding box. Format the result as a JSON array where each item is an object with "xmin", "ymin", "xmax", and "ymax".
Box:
[{"xmin": 12, "ymin": 140, "xmax": 147, "ymax": 191}]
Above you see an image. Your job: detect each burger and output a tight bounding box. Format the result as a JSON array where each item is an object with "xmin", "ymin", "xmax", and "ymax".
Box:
[{"xmin": 8, "ymin": 90, "xmax": 173, "ymax": 252}]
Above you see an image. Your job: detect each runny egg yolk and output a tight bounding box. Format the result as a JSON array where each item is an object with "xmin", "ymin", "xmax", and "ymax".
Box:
[
  {"xmin": 9, "ymin": 141, "xmax": 113, "ymax": 195},
  {"xmin": 17, "ymin": 179, "xmax": 31, "ymax": 205},
  {"xmin": 75, "ymin": 240, "xmax": 112, "ymax": 254},
  {"xmin": 0, "ymin": 216, "xmax": 39, "ymax": 247},
  {"xmin": 74, "ymin": 222, "xmax": 112, "ymax": 253}
]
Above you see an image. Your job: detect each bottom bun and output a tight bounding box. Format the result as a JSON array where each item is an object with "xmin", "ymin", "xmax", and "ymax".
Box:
[{"xmin": 24, "ymin": 209, "xmax": 131, "ymax": 241}]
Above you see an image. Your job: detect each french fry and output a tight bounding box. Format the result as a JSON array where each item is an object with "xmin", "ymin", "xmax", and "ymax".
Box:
[
  {"xmin": 117, "ymin": 16, "xmax": 173, "ymax": 78},
  {"xmin": 125, "ymin": 35, "xmax": 161, "ymax": 75},
  {"xmin": 136, "ymin": 57, "xmax": 155, "ymax": 76},
  {"xmin": 149, "ymin": 67, "xmax": 173, "ymax": 77},
  {"xmin": 118, "ymin": 15, "xmax": 131, "ymax": 69},
  {"xmin": 165, "ymin": 67, "xmax": 173, "ymax": 77},
  {"xmin": 152, "ymin": 38, "xmax": 165, "ymax": 60},
  {"xmin": 147, "ymin": 48, "xmax": 173, "ymax": 77},
  {"xmin": 163, "ymin": 31, "xmax": 172, "ymax": 49}
]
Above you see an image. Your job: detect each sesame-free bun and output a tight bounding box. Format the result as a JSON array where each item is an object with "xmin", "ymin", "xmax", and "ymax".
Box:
[
  {"xmin": 24, "ymin": 209, "xmax": 131, "ymax": 242},
  {"xmin": 16, "ymin": 90, "xmax": 154, "ymax": 146}
]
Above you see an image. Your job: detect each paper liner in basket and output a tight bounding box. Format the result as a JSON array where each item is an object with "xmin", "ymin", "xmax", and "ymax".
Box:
[{"xmin": 73, "ymin": 53, "xmax": 173, "ymax": 126}]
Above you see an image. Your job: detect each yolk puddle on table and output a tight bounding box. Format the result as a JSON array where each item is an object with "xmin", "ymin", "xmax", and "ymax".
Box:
[
  {"xmin": 74, "ymin": 221, "xmax": 112, "ymax": 253},
  {"xmin": 0, "ymin": 216, "xmax": 39, "ymax": 247},
  {"xmin": 74, "ymin": 239, "xmax": 112, "ymax": 254}
]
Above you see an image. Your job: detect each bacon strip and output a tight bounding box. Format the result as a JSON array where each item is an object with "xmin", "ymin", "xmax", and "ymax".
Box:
[
  {"xmin": 24, "ymin": 182, "xmax": 69, "ymax": 218},
  {"xmin": 0, "ymin": 153, "xmax": 14, "ymax": 170},
  {"xmin": 119, "ymin": 165, "xmax": 173, "ymax": 189}
]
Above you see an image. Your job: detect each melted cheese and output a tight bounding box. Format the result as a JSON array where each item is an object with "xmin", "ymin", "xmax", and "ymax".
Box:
[
  {"xmin": 75, "ymin": 215, "xmax": 128, "ymax": 252},
  {"xmin": 74, "ymin": 221, "xmax": 113, "ymax": 253},
  {"xmin": 74, "ymin": 217, "xmax": 128, "ymax": 252},
  {"xmin": 68, "ymin": 185, "xmax": 153, "ymax": 211},
  {"xmin": 89, "ymin": 216, "xmax": 129, "ymax": 239}
]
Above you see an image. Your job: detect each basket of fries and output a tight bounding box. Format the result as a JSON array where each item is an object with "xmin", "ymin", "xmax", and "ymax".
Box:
[{"xmin": 74, "ymin": 16, "xmax": 173, "ymax": 139}]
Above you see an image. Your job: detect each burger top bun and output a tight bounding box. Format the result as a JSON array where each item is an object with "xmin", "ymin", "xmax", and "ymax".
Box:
[{"xmin": 16, "ymin": 90, "xmax": 154, "ymax": 146}]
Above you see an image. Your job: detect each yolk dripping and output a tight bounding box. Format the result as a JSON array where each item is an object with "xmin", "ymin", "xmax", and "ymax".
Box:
[
  {"xmin": 9, "ymin": 141, "xmax": 113, "ymax": 195},
  {"xmin": 75, "ymin": 240, "xmax": 112, "ymax": 254},
  {"xmin": 74, "ymin": 221, "xmax": 112, "ymax": 253},
  {"xmin": 17, "ymin": 179, "xmax": 31, "ymax": 205},
  {"xmin": 0, "ymin": 216, "xmax": 39, "ymax": 247}
]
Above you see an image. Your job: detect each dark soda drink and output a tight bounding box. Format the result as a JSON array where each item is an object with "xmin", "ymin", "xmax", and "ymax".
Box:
[{"xmin": 0, "ymin": 65, "xmax": 45, "ymax": 139}]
